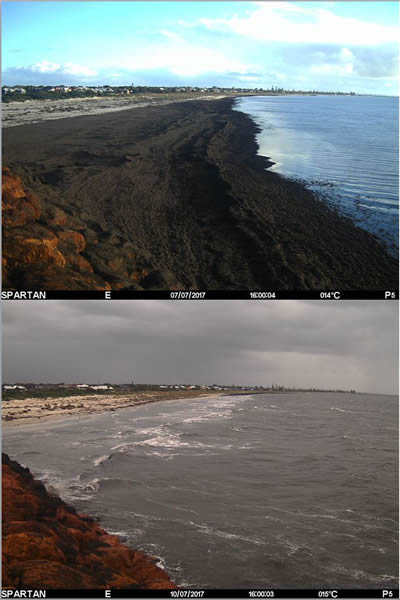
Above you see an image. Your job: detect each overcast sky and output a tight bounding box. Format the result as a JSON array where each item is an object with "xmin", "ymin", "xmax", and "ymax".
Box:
[
  {"xmin": 2, "ymin": 1, "xmax": 399, "ymax": 94},
  {"xmin": 2, "ymin": 300, "xmax": 398, "ymax": 394}
]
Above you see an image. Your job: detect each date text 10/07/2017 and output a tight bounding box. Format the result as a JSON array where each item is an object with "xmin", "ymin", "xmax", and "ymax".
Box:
[{"xmin": 2, "ymin": 589, "xmax": 397, "ymax": 599}]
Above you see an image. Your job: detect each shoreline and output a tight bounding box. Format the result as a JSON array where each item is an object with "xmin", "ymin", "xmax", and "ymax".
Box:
[
  {"xmin": 2, "ymin": 390, "xmax": 226, "ymax": 427},
  {"xmin": 3, "ymin": 97, "xmax": 397, "ymax": 290},
  {"xmin": 2, "ymin": 452, "xmax": 177, "ymax": 589}
]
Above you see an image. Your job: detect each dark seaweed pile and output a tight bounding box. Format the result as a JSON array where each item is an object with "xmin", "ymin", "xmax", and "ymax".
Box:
[{"xmin": 3, "ymin": 98, "xmax": 397, "ymax": 290}]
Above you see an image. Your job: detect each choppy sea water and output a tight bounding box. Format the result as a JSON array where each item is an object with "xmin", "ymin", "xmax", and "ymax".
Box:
[
  {"xmin": 235, "ymin": 95, "xmax": 399, "ymax": 255},
  {"xmin": 3, "ymin": 392, "xmax": 398, "ymax": 589}
]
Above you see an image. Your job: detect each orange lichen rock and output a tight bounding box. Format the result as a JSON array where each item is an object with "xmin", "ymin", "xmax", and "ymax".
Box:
[
  {"xmin": 58, "ymin": 230, "xmax": 86, "ymax": 252},
  {"xmin": 2, "ymin": 167, "xmax": 42, "ymax": 227},
  {"xmin": 1, "ymin": 167, "xmax": 163, "ymax": 290},
  {"xmin": 2, "ymin": 453, "xmax": 177, "ymax": 590}
]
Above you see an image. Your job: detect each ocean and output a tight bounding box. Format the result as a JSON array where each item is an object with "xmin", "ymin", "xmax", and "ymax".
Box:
[
  {"xmin": 234, "ymin": 95, "xmax": 399, "ymax": 255},
  {"xmin": 3, "ymin": 392, "xmax": 398, "ymax": 589}
]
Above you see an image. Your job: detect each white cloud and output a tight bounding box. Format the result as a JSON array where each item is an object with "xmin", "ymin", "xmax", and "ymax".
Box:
[
  {"xmin": 238, "ymin": 75, "xmax": 260, "ymax": 82},
  {"xmin": 160, "ymin": 29, "xmax": 184, "ymax": 43},
  {"xmin": 63, "ymin": 63, "xmax": 97, "ymax": 77},
  {"xmin": 311, "ymin": 63, "xmax": 352, "ymax": 76},
  {"xmin": 308, "ymin": 44, "xmax": 398, "ymax": 80},
  {"xmin": 311, "ymin": 47, "xmax": 354, "ymax": 76},
  {"xmin": 120, "ymin": 45, "xmax": 251, "ymax": 77},
  {"xmin": 198, "ymin": 3, "xmax": 399, "ymax": 46},
  {"xmin": 31, "ymin": 60, "xmax": 60, "ymax": 73},
  {"xmin": 30, "ymin": 60, "xmax": 96, "ymax": 77}
]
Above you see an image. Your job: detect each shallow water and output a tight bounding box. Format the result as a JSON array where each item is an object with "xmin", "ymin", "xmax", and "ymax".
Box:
[
  {"xmin": 4, "ymin": 392, "xmax": 398, "ymax": 588},
  {"xmin": 235, "ymin": 95, "xmax": 399, "ymax": 254}
]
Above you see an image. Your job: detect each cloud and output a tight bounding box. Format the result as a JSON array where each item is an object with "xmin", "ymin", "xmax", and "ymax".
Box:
[
  {"xmin": 160, "ymin": 29, "xmax": 184, "ymax": 43},
  {"xmin": 198, "ymin": 3, "xmax": 399, "ymax": 46},
  {"xmin": 3, "ymin": 61, "xmax": 98, "ymax": 85},
  {"xmin": 2, "ymin": 301, "xmax": 398, "ymax": 394},
  {"xmin": 30, "ymin": 60, "xmax": 60, "ymax": 73},
  {"xmin": 118, "ymin": 44, "xmax": 251, "ymax": 77},
  {"xmin": 309, "ymin": 45, "xmax": 398, "ymax": 79},
  {"xmin": 30, "ymin": 60, "xmax": 97, "ymax": 76}
]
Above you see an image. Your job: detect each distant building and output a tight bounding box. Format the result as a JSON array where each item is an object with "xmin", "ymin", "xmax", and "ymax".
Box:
[
  {"xmin": 90, "ymin": 385, "xmax": 113, "ymax": 390},
  {"xmin": 3, "ymin": 385, "xmax": 26, "ymax": 390}
]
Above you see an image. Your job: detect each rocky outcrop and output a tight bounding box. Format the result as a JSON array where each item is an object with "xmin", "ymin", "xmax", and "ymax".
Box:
[
  {"xmin": 2, "ymin": 453, "xmax": 177, "ymax": 590},
  {"xmin": 2, "ymin": 167, "xmax": 183, "ymax": 290}
]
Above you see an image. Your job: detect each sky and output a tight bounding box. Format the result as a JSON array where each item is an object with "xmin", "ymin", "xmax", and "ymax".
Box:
[
  {"xmin": 2, "ymin": 300, "xmax": 398, "ymax": 394},
  {"xmin": 2, "ymin": 1, "xmax": 399, "ymax": 94}
]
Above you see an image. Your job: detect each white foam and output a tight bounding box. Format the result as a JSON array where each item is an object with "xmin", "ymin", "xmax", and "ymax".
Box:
[
  {"xmin": 189, "ymin": 521, "xmax": 265, "ymax": 545},
  {"xmin": 93, "ymin": 455, "xmax": 108, "ymax": 466}
]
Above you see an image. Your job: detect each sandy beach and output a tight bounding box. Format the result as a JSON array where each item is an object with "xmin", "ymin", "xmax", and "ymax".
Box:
[
  {"xmin": 3, "ymin": 97, "xmax": 397, "ymax": 290},
  {"xmin": 2, "ymin": 93, "xmax": 231, "ymax": 128},
  {"xmin": 2, "ymin": 389, "xmax": 223, "ymax": 426}
]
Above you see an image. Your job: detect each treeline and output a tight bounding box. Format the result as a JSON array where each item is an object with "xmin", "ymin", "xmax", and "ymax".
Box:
[
  {"xmin": 2, "ymin": 85, "xmax": 358, "ymax": 103},
  {"xmin": 2, "ymin": 88, "xmax": 105, "ymax": 103},
  {"xmin": 270, "ymin": 384, "xmax": 356, "ymax": 393},
  {"xmin": 1, "ymin": 383, "xmax": 198, "ymax": 402}
]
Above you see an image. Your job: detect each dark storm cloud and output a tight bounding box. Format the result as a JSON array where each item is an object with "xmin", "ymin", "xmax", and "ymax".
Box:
[{"xmin": 2, "ymin": 301, "xmax": 398, "ymax": 394}]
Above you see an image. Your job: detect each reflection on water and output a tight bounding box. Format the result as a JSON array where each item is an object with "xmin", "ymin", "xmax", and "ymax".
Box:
[{"xmin": 235, "ymin": 95, "xmax": 399, "ymax": 254}]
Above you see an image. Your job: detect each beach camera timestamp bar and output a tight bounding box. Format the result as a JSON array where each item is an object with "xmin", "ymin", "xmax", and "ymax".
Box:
[
  {"xmin": 1, "ymin": 290, "xmax": 398, "ymax": 301},
  {"xmin": 1, "ymin": 590, "xmax": 398, "ymax": 599}
]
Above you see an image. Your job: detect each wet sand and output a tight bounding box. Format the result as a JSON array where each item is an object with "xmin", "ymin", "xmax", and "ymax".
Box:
[{"xmin": 3, "ymin": 97, "xmax": 397, "ymax": 290}]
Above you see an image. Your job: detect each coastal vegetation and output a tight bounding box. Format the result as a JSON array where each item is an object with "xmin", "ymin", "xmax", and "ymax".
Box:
[{"xmin": 2, "ymin": 382, "xmax": 356, "ymax": 403}]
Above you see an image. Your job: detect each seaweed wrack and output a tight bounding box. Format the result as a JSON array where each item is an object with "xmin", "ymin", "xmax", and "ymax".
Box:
[{"xmin": 2, "ymin": 98, "xmax": 398, "ymax": 290}]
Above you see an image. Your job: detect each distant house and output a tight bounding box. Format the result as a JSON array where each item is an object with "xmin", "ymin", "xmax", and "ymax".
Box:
[
  {"xmin": 77, "ymin": 384, "xmax": 89, "ymax": 388},
  {"xmin": 15, "ymin": 88, "xmax": 27, "ymax": 94},
  {"xmin": 3, "ymin": 385, "xmax": 26, "ymax": 390},
  {"xmin": 90, "ymin": 385, "xmax": 113, "ymax": 390}
]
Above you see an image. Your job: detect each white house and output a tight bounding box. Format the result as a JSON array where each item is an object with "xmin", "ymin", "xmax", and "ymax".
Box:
[
  {"xmin": 90, "ymin": 385, "xmax": 113, "ymax": 390},
  {"xmin": 4, "ymin": 385, "xmax": 26, "ymax": 389}
]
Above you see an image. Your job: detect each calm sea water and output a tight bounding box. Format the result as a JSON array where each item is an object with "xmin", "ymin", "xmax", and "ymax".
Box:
[
  {"xmin": 235, "ymin": 95, "xmax": 399, "ymax": 254},
  {"xmin": 4, "ymin": 392, "xmax": 398, "ymax": 589}
]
